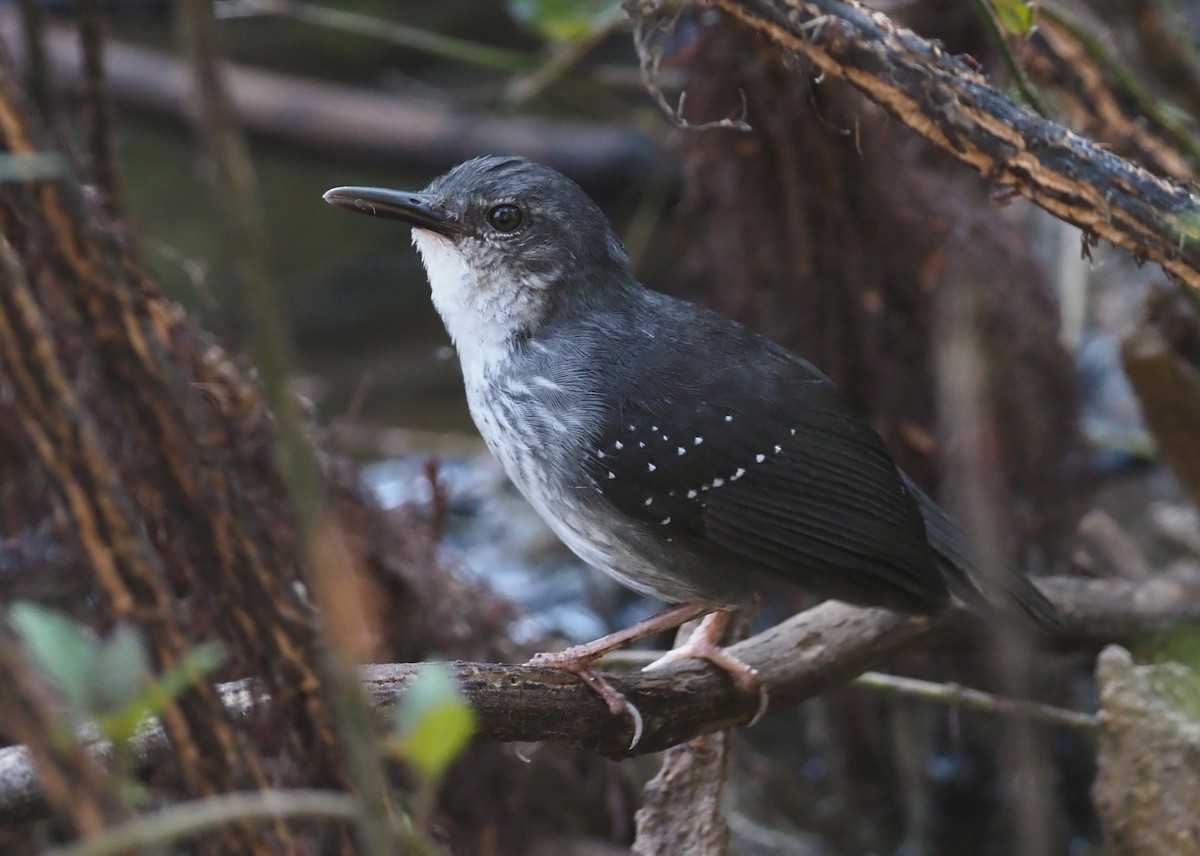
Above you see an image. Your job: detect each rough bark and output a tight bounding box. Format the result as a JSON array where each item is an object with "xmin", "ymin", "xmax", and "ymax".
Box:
[
  {"xmin": 0, "ymin": 36, "xmax": 343, "ymax": 854},
  {"xmin": 1092, "ymin": 646, "xmax": 1200, "ymax": 855},
  {"xmin": 661, "ymin": 19, "xmax": 1078, "ymax": 551},
  {"xmin": 664, "ymin": 0, "xmax": 1200, "ymax": 290},
  {"xmin": 632, "ymin": 733, "xmax": 730, "ymax": 856}
]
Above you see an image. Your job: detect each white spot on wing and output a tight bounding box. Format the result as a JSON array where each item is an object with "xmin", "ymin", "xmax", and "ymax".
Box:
[
  {"xmin": 644, "ymin": 497, "xmax": 653, "ymax": 506},
  {"xmin": 774, "ymin": 445, "xmax": 782, "ymax": 454},
  {"xmin": 712, "ymin": 478, "xmax": 724, "ymax": 487},
  {"xmin": 647, "ymin": 463, "xmax": 656, "ymax": 472},
  {"xmin": 614, "ymin": 440, "xmax": 624, "ymax": 450},
  {"xmin": 687, "ymin": 489, "xmax": 697, "ymax": 498},
  {"xmin": 694, "ymin": 436, "xmax": 703, "ymax": 445},
  {"xmin": 724, "ymin": 415, "xmax": 733, "ymax": 422},
  {"xmin": 756, "ymin": 454, "xmax": 765, "ymax": 463},
  {"xmin": 677, "ymin": 447, "xmax": 686, "ymax": 456},
  {"xmin": 732, "ymin": 468, "xmax": 745, "ymax": 480}
]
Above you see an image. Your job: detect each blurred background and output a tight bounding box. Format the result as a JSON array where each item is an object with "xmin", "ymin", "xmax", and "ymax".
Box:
[{"xmin": 4, "ymin": 0, "xmax": 1200, "ymax": 854}]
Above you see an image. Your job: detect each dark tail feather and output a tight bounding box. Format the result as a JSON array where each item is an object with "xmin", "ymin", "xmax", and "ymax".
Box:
[{"xmin": 903, "ymin": 475, "xmax": 1065, "ymax": 632}]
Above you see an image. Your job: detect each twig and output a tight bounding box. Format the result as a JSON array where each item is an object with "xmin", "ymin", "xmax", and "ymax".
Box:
[
  {"xmin": 220, "ymin": 0, "xmax": 533, "ymax": 72},
  {"xmin": 0, "ymin": 14, "xmax": 667, "ymax": 183},
  {"xmin": 630, "ymin": 3, "xmax": 752, "ymax": 131},
  {"xmin": 15, "ymin": 0, "xmax": 51, "ymax": 118},
  {"xmin": 967, "ymin": 0, "xmax": 1047, "ymax": 116},
  {"xmin": 41, "ymin": 790, "xmax": 361, "ymax": 856},
  {"xmin": 1036, "ymin": 6, "xmax": 1200, "ymax": 176},
  {"xmin": 75, "ymin": 0, "xmax": 123, "ymax": 220},
  {"xmin": 604, "ymin": 652, "xmax": 1098, "ymax": 730},
  {"xmin": 1076, "ymin": 510, "xmax": 1155, "ymax": 581},
  {"xmin": 505, "ymin": 5, "xmax": 626, "ymax": 105},
  {"xmin": 852, "ymin": 671, "xmax": 1098, "ymax": 731}
]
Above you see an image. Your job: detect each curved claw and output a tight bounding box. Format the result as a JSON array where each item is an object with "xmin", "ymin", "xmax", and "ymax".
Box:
[
  {"xmin": 528, "ymin": 648, "xmax": 645, "ymax": 749},
  {"xmin": 625, "ymin": 699, "xmax": 645, "ymax": 750},
  {"xmin": 747, "ymin": 683, "xmax": 770, "ymax": 727}
]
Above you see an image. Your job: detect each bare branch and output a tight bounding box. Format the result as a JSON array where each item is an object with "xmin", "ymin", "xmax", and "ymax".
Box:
[
  {"xmin": 851, "ymin": 671, "xmax": 1098, "ymax": 732},
  {"xmin": 683, "ymin": 0, "xmax": 1200, "ymax": 290}
]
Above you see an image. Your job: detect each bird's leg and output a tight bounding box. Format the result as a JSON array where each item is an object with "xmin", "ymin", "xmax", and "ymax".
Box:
[
  {"xmin": 643, "ymin": 609, "xmax": 769, "ymax": 725},
  {"xmin": 527, "ymin": 602, "xmax": 713, "ymax": 748},
  {"xmin": 530, "ymin": 602, "xmax": 713, "ymax": 669}
]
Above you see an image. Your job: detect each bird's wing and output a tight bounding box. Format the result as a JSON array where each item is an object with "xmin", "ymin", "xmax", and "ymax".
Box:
[{"xmin": 580, "ymin": 340, "xmax": 946, "ymax": 612}]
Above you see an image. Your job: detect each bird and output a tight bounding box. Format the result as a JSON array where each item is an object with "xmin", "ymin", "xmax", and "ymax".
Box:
[{"xmin": 323, "ymin": 156, "xmax": 1062, "ymax": 739}]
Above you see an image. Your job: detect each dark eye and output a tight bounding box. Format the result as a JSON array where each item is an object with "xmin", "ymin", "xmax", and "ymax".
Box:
[{"xmin": 487, "ymin": 204, "xmax": 522, "ymax": 233}]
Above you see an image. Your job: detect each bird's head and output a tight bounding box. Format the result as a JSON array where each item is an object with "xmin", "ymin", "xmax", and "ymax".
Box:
[{"xmin": 324, "ymin": 156, "xmax": 631, "ymax": 366}]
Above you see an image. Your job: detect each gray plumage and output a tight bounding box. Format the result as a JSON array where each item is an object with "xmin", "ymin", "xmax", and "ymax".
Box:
[{"xmin": 323, "ymin": 156, "xmax": 1061, "ymax": 629}]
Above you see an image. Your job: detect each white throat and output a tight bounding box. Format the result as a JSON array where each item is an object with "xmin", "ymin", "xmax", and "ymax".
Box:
[{"xmin": 412, "ymin": 229, "xmax": 530, "ymax": 381}]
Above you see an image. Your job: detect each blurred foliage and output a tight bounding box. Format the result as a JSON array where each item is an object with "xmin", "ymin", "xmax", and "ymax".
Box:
[
  {"xmin": 506, "ymin": 0, "xmax": 620, "ymax": 41},
  {"xmin": 390, "ymin": 664, "xmax": 477, "ymax": 786},
  {"xmin": 8, "ymin": 603, "xmax": 226, "ymax": 745},
  {"xmin": 990, "ymin": 0, "xmax": 1036, "ymax": 36}
]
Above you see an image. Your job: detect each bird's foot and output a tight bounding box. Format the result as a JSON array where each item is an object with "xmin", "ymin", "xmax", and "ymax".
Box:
[
  {"xmin": 525, "ymin": 602, "xmax": 713, "ymax": 750},
  {"xmin": 528, "ymin": 647, "xmax": 644, "ymax": 749},
  {"xmin": 643, "ymin": 611, "xmax": 770, "ymax": 726}
]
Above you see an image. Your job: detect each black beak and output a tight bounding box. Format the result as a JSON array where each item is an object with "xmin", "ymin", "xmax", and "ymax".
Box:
[{"xmin": 322, "ymin": 186, "xmax": 463, "ymax": 237}]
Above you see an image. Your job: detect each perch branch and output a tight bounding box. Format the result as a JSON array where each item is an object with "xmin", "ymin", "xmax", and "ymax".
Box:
[{"xmin": 4, "ymin": 571, "xmax": 1200, "ymax": 825}]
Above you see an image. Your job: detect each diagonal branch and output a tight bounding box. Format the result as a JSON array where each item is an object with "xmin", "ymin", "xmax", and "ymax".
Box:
[{"xmin": 684, "ymin": 0, "xmax": 1200, "ymax": 290}]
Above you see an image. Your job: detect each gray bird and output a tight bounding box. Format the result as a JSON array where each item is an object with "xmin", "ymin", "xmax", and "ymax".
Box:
[{"xmin": 324, "ymin": 156, "xmax": 1060, "ymax": 733}]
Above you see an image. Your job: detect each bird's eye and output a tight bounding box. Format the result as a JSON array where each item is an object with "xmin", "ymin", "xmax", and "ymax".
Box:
[{"xmin": 486, "ymin": 204, "xmax": 523, "ymax": 233}]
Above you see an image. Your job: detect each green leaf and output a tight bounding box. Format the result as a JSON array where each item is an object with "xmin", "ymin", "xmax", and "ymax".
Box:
[
  {"xmin": 506, "ymin": 0, "xmax": 617, "ymax": 42},
  {"xmin": 0, "ymin": 152, "xmax": 69, "ymax": 182},
  {"xmin": 92, "ymin": 623, "xmax": 151, "ymax": 714},
  {"xmin": 97, "ymin": 641, "xmax": 225, "ymax": 744},
  {"xmin": 154, "ymin": 641, "xmax": 227, "ymax": 702},
  {"xmin": 991, "ymin": 0, "xmax": 1036, "ymax": 36},
  {"xmin": 8, "ymin": 603, "xmax": 98, "ymax": 716},
  {"xmin": 393, "ymin": 665, "xmax": 476, "ymax": 783}
]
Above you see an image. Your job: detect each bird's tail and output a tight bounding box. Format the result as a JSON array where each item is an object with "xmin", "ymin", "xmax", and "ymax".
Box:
[{"xmin": 903, "ymin": 475, "xmax": 1065, "ymax": 632}]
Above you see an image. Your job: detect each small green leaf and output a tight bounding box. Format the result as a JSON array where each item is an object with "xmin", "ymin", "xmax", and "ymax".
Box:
[
  {"xmin": 97, "ymin": 641, "xmax": 226, "ymax": 744},
  {"xmin": 92, "ymin": 623, "xmax": 151, "ymax": 714},
  {"xmin": 8, "ymin": 603, "xmax": 98, "ymax": 716},
  {"xmin": 0, "ymin": 152, "xmax": 69, "ymax": 182},
  {"xmin": 154, "ymin": 642, "xmax": 227, "ymax": 702},
  {"xmin": 506, "ymin": 0, "xmax": 617, "ymax": 42},
  {"xmin": 393, "ymin": 665, "xmax": 476, "ymax": 783},
  {"xmin": 991, "ymin": 0, "xmax": 1036, "ymax": 36}
]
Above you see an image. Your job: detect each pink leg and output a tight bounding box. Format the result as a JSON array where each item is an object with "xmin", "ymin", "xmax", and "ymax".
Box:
[
  {"xmin": 644, "ymin": 610, "xmax": 770, "ymax": 725},
  {"xmin": 529, "ymin": 602, "xmax": 713, "ymax": 670},
  {"xmin": 527, "ymin": 602, "xmax": 714, "ymax": 747}
]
